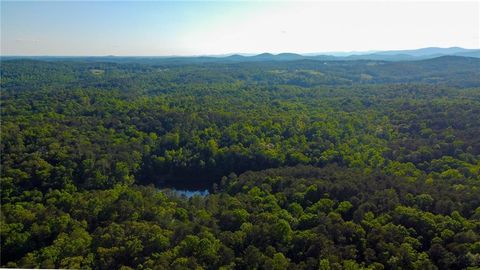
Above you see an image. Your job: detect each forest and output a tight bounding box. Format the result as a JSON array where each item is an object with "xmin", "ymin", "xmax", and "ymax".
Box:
[{"xmin": 1, "ymin": 56, "xmax": 480, "ymax": 269}]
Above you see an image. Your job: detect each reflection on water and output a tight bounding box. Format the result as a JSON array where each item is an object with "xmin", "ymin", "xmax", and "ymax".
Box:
[
  {"xmin": 159, "ymin": 188, "xmax": 210, "ymax": 198},
  {"xmin": 157, "ymin": 178, "xmax": 212, "ymax": 198},
  {"xmin": 172, "ymin": 189, "xmax": 209, "ymax": 197}
]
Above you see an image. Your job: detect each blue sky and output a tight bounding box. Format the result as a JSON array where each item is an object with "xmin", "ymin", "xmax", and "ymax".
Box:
[{"xmin": 1, "ymin": 1, "xmax": 479, "ymax": 56}]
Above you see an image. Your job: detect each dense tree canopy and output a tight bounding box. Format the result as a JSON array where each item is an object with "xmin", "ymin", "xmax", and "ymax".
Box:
[{"xmin": 1, "ymin": 56, "xmax": 479, "ymax": 269}]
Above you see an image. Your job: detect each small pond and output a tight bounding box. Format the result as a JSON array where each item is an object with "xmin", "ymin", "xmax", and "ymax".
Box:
[
  {"xmin": 166, "ymin": 188, "xmax": 210, "ymax": 198},
  {"xmin": 157, "ymin": 178, "xmax": 212, "ymax": 198}
]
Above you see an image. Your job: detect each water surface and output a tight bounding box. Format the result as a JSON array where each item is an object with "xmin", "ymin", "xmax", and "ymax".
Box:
[
  {"xmin": 168, "ymin": 188, "xmax": 210, "ymax": 197},
  {"xmin": 157, "ymin": 178, "xmax": 212, "ymax": 198}
]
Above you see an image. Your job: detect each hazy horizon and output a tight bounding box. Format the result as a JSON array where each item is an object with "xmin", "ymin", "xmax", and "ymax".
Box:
[
  {"xmin": 1, "ymin": 46, "xmax": 478, "ymax": 58},
  {"xmin": 1, "ymin": 1, "xmax": 479, "ymax": 56}
]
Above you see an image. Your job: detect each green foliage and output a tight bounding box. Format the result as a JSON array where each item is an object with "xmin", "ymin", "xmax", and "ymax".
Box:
[{"xmin": 1, "ymin": 58, "xmax": 480, "ymax": 269}]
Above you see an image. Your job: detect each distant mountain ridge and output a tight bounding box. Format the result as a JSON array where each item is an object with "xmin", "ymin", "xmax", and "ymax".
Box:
[
  {"xmin": 341, "ymin": 47, "xmax": 480, "ymax": 61},
  {"xmin": 373, "ymin": 47, "xmax": 470, "ymax": 56},
  {"xmin": 2, "ymin": 47, "xmax": 479, "ymax": 63}
]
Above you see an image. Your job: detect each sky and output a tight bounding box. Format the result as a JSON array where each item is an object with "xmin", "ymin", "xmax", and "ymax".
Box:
[{"xmin": 1, "ymin": 1, "xmax": 479, "ymax": 56}]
